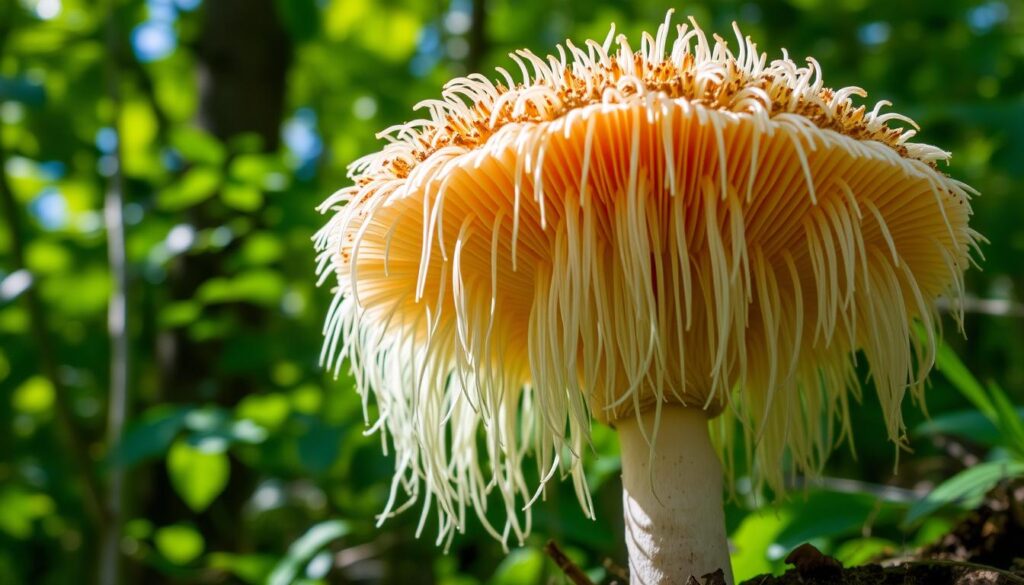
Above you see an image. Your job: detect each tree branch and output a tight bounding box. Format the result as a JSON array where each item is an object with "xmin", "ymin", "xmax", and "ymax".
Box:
[
  {"xmin": 543, "ymin": 540, "xmax": 594, "ymax": 585},
  {"xmin": 98, "ymin": 0, "xmax": 130, "ymax": 582}
]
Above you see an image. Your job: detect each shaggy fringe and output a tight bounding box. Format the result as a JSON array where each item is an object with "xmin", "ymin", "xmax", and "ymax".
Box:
[{"xmin": 314, "ymin": 11, "xmax": 980, "ymax": 549}]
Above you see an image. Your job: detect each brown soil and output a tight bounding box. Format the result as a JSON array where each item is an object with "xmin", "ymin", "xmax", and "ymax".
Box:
[{"xmin": 735, "ymin": 481, "xmax": 1024, "ymax": 585}]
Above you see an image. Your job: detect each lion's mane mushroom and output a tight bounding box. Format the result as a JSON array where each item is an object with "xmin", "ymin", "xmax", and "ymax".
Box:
[{"xmin": 315, "ymin": 11, "xmax": 979, "ymax": 584}]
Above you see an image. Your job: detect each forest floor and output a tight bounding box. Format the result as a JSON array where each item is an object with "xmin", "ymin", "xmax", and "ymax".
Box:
[{"xmin": 736, "ymin": 481, "xmax": 1024, "ymax": 585}]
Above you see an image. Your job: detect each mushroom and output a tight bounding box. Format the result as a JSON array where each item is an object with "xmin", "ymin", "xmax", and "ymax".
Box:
[{"xmin": 315, "ymin": 11, "xmax": 979, "ymax": 584}]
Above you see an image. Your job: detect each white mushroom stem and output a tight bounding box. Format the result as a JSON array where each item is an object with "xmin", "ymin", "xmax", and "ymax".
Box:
[{"xmin": 618, "ymin": 406, "xmax": 734, "ymax": 585}]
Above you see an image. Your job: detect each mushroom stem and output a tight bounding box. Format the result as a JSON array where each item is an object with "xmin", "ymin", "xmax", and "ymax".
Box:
[{"xmin": 618, "ymin": 406, "xmax": 734, "ymax": 585}]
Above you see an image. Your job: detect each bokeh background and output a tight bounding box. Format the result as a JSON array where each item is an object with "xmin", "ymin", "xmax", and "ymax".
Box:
[{"xmin": 1, "ymin": 0, "xmax": 1022, "ymax": 583}]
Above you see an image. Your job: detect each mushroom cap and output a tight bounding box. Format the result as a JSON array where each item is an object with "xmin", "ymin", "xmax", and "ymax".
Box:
[{"xmin": 315, "ymin": 12, "xmax": 979, "ymax": 547}]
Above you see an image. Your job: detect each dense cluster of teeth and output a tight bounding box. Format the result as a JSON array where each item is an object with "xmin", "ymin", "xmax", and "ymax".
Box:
[{"xmin": 360, "ymin": 11, "xmax": 949, "ymax": 188}]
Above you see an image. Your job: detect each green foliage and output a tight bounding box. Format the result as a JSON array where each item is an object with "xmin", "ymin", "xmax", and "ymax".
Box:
[
  {"xmin": 166, "ymin": 438, "xmax": 230, "ymax": 512},
  {"xmin": 490, "ymin": 548, "xmax": 545, "ymax": 585},
  {"xmin": 0, "ymin": 487, "xmax": 55, "ymax": 539},
  {"xmin": 915, "ymin": 408, "xmax": 1021, "ymax": 448},
  {"xmin": 267, "ymin": 520, "xmax": 351, "ymax": 585},
  {"xmin": 11, "ymin": 375, "xmax": 54, "ymax": 414},
  {"xmin": 730, "ymin": 508, "xmax": 793, "ymax": 579},
  {"xmin": 904, "ymin": 461, "xmax": 1024, "ymax": 526},
  {"xmin": 1, "ymin": 0, "xmax": 1023, "ymax": 583},
  {"xmin": 107, "ymin": 405, "xmax": 191, "ymax": 468},
  {"xmin": 832, "ymin": 538, "xmax": 897, "ymax": 567},
  {"xmin": 157, "ymin": 167, "xmax": 223, "ymax": 211},
  {"xmin": 207, "ymin": 552, "xmax": 279, "ymax": 585},
  {"xmin": 897, "ymin": 333, "xmax": 1024, "ymax": 528},
  {"xmin": 154, "ymin": 523, "xmax": 206, "ymax": 565}
]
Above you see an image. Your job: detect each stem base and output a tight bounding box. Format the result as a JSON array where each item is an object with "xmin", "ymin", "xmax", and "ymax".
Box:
[{"xmin": 618, "ymin": 406, "xmax": 734, "ymax": 585}]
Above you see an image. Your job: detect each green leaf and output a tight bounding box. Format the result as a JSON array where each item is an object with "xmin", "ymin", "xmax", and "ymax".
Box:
[
  {"xmin": 904, "ymin": 461, "xmax": 1024, "ymax": 526},
  {"xmin": 297, "ymin": 419, "xmax": 344, "ymax": 474},
  {"xmin": 12, "ymin": 376, "xmax": 54, "ymax": 415},
  {"xmin": 167, "ymin": 438, "xmax": 230, "ymax": 512},
  {"xmin": 229, "ymin": 153, "xmax": 285, "ymax": 188},
  {"xmin": 197, "ymin": 270, "xmax": 285, "ymax": 306},
  {"xmin": 530, "ymin": 491, "xmax": 615, "ymax": 550},
  {"xmin": 729, "ymin": 509, "xmax": 792, "ymax": 582},
  {"xmin": 240, "ymin": 232, "xmax": 284, "ymax": 265},
  {"xmin": 183, "ymin": 407, "xmax": 231, "ymax": 434},
  {"xmin": 159, "ymin": 301, "xmax": 202, "ymax": 329},
  {"xmin": 912, "ymin": 517, "xmax": 955, "ymax": 547},
  {"xmin": 0, "ymin": 76, "xmax": 46, "ymax": 105},
  {"xmin": 221, "ymin": 183, "xmax": 264, "ymax": 212},
  {"xmin": 119, "ymin": 99, "xmax": 161, "ymax": 178},
  {"xmin": 290, "ymin": 384, "xmax": 323, "ymax": 415},
  {"xmin": 25, "ymin": 240, "xmax": 70, "ymax": 274},
  {"xmin": 10, "ymin": 26, "xmax": 68, "ymax": 54},
  {"xmin": 154, "ymin": 523, "xmax": 205, "ymax": 565},
  {"xmin": 107, "ymin": 406, "xmax": 190, "ymax": 468},
  {"xmin": 170, "ymin": 127, "xmax": 227, "ymax": 166},
  {"xmin": 158, "ymin": 167, "xmax": 223, "ymax": 211},
  {"xmin": 183, "ymin": 406, "xmax": 268, "ymax": 447},
  {"xmin": 490, "ymin": 548, "xmax": 544, "ymax": 585},
  {"xmin": 124, "ymin": 519, "xmax": 154, "ymax": 540},
  {"xmin": 151, "ymin": 54, "xmax": 200, "ymax": 121},
  {"xmin": 923, "ymin": 327, "xmax": 1024, "ymax": 454},
  {"xmin": 915, "ymin": 409, "xmax": 1005, "ymax": 446},
  {"xmin": 267, "ymin": 520, "xmax": 350, "ymax": 585},
  {"xmin": 0, "ymin": 487, "xmax": 55, "ymax": 539},
  {"xmin": 585, "ymin": 424, "xmax": 622, "ymax": 490},
  {"xmin": 236, "ymin": 393, "xmax": 291, "ymax": 430},
  {"xmin": 195, "ymin": 277, "xmax": 234, "ymax": 303},
  {"xmin": 774, "ymin": 491, "xmax": 881, "ymax": 550},
  {"xmin": 925, "ymin": 327, "xmax": 1024, "ymax": 454},
  {"xmin": 832, "ymin": 537, "xmax": 895, "ymax": 566},
  {"xmin": 322, "ymin": 2, "xmax": 420, "ymax": 61},
  {"xmin": 231, "ymin": 270, "xmax": 286, "ymax": 305},
  {"xmin": 207, "ymin": 553, "xmax": 278, "ymax": 585},
  {"xmin": 929, "ymin": 331, "xmax": 996, "ymax": 421},
  {"xmin": 987, "ymin": 382, "xmax": 1024, "ymax": 457},
  {"xmin": 110, "ymin": 405, "xmax": 265, "ymax": 472}
]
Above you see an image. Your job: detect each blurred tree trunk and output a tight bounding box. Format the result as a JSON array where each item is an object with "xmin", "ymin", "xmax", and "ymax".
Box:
[
  {"xmin": 98, "ymin": 4, "xmax": 129, "ymax": 583},
  {"xmin": 137, "ymin": 1, "xmax": 292, "ymax": 582},
  {"xmin": 197, "ymin": 0, "xmax": 291, "ymax": 149},
  {"xmin": 467, "ymin": 0, "xmax": 489, "ymax": 73}
]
